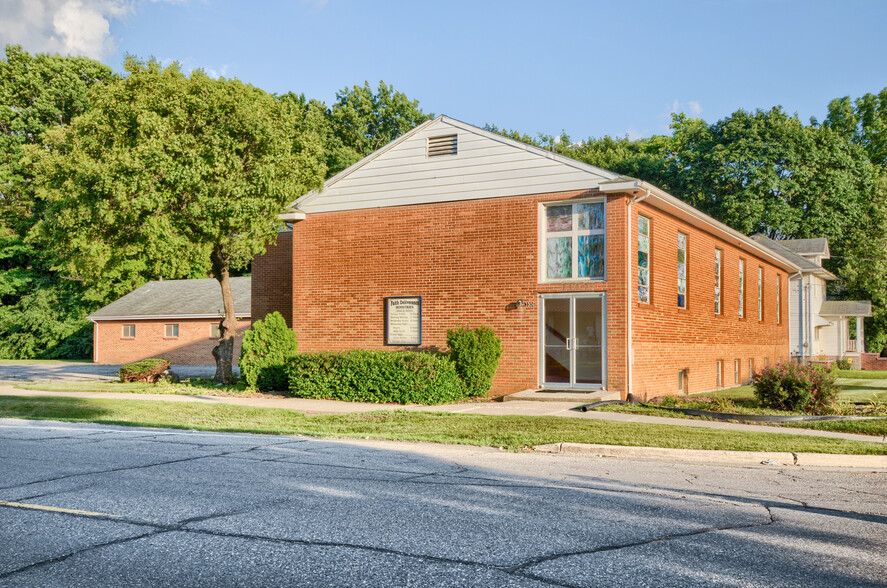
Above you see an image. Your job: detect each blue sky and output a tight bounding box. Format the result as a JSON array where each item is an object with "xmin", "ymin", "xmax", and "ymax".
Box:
[{"xmin": 3, "ymin": 0, "xmax": 886, "ymax": 140}]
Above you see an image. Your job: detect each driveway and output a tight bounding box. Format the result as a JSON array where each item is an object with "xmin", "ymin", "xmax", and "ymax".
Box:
[{"xmin": 0, "ymin": 362, "xmax": 227, "ymax": 382}]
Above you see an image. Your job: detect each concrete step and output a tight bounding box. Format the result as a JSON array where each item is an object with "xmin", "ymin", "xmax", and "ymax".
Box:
[{"xmin": 501, "ymin": 389, "xmax": 622, "ymax": 403}]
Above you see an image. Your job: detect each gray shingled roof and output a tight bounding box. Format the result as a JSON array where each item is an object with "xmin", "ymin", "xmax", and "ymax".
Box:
[
  {"xmin": 820, "ymin": 300, "xmax": 872, "ymax": 317},
  {"xmin": 88, "ymin": 277, "xmax": 251, "ymax": 320},
  {"xmin": 779, "ymin": 238, "xmax": 829, "ymax": 257},
  {"xmin": 749, "ymin": 235, "xmax": 830, "ymax": 275}
]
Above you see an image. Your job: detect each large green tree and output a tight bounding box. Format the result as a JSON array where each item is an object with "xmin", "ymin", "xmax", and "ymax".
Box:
[
  {"xmin": 29, "ymin": 58, "xmax": 325, "ymax": 381},
  {"xmin": 0, "ymin": 45, "xmax": 114, "ymax": 358}
]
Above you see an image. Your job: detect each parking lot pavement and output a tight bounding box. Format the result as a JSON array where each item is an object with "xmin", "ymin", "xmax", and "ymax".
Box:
[
  {"xmin": 1, "ymin": 419, "xmax": 886, "ymax": 587},
  {"xmin": 0, "ymin": 362, "xmax": 227, "ymax": 382}
]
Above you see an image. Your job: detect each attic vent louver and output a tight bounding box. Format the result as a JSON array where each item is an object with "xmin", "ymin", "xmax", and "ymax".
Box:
[{"xmin": 427, "ymin": 134, "xmax": 457, "ymax": 157}]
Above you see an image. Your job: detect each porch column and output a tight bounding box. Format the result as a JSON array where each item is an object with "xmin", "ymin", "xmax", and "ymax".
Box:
[{"xmin": 857, "ymin": 316, "xmax": 865, "ymax": 353}]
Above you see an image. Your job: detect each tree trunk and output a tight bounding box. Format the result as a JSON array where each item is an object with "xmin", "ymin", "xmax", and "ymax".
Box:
[{"xmin": 211, "ymin": 246, "xmax": 237, "ymax": 384}]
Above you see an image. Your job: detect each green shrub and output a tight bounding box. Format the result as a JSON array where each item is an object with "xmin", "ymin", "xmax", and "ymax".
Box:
[
  {"xmin": 287, "ymin": 350, "xmax": 466, "ymax": 405},
  {"xmin": 753, "ymin": 363, "xmax": 840, "ymax": 414},
  {"xmin": 446, "ymin": 326, "xmax": 503, "ymax": 397},
  {"xmin": 239, "ymin": 312, "xmax": 298, "ymax": 391},
  {"xmin": 119, "ymin": 358, "xmax": 170, "ymax": 383},
  {"xmin": 835, "ymin": 357, "xmax": 852, "ymax": 371}
]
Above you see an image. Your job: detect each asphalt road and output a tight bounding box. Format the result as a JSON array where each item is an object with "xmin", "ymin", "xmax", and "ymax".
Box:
[{"xmin": 1, "ymin": 419, "xmax": 885, "ymax": 587}]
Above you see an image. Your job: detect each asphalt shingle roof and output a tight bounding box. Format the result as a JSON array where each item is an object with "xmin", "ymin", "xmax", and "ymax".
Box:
[
  {"xmin": 749, "ymin": 235, "xmax": 825, "ymax": 273},
  {"xmin": 779, "ymin": 238, "xmax": 829, "ymax": 257},
  {"xmin": 88, "ymin": 277, "xmax": 251, "ymax": 320}
]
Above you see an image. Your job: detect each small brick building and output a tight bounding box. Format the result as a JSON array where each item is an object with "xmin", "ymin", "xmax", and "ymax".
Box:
[
  {"xmin": 89, "ymin": 277, "xmax": 252, "ymax": 366},
  {"xmin": 253, "ymin": 116, "xmax": 802, "ymax": 399}
]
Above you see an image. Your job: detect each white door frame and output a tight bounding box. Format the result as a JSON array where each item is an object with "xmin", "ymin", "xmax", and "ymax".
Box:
[{"xmin": 538, "ymin": 292, "xmax": 607, "ymax": 390}]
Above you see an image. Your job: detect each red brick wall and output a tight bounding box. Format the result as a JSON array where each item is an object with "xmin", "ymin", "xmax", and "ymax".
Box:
[
  {"xmin": 861, "ymin": 353, "xmax": 887, "ymax": 371},
  {"xmin": 252, "ymin": 231, "xmax": 293, "ymax": 327},
  {"xmin": 93, "ymin": 318, "xmax": 251, "ymax": 366},
  {"xmin": 284, "ymin": 190, "xmax": 625, "ymax": 396},
  {"xmin": 630, "ymin": 200, "xmax": 790, "ymax": 398}
]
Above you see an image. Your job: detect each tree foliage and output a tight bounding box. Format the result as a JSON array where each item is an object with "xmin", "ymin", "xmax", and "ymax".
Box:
[
  {"xmin": 326, "ymin": 81, "xmax": 431, "ymax": 175},
  {"xmin": 0, "ymin": 45, "xmax": 115, "ymax": 358},
  {"xmin": 29, "ymin": 58, "xmax": 325, "ymax": 379}
]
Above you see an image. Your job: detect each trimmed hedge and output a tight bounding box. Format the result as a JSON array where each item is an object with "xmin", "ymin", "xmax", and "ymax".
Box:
[
  {"xmin": 447, "ymin": 326, "xmax": 502, "ymax": 396},
  {"xmin": 287, "ymin": 350, "xmax": 466, "ymax": 405},
  {"xmin": 753, "ymin": 363, "xmax": 840, "ymax": 414},
  {"xmin": 119, "ymin": 358, "xmax": 170, "ymax": 383},
  {"xmin": 239, "ymin": 312, "xmax": 298, "ymax": 391}
]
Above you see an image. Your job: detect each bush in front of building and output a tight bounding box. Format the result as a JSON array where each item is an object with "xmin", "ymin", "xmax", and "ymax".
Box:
[
  {"xmin": 752, "ymin": 363, "xmax": 839, "ymax": 414},
  {"xmin": 287, "ymin": 350, "xmax": 466, "ymax": 404},
  {"xmin": 119, "ymin": 358, "xmax": 170, "ymax": 383},
  {"xmin": 446, "ymin": 326, "xmax": 503, "ymax": 397},
  {"xmin": 834, "ymin": 357, "xmax": 852, "ymax": 371},
  {"xmin": 239, "ymin": 312, "xmax": 298, "ymax": 391}
]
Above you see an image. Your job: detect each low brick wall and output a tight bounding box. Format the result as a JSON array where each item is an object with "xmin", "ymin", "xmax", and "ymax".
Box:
[{"xmin": 861, "ymin": 353, "xmax": 887, "ymax": 371}]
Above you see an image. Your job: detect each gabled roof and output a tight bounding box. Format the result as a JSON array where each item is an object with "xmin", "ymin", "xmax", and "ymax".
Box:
[
  {"xmin": 750, "ymin": 235, "xmax": 836, "ymax": 279},
  {"xmin": 88, "ymin": 277, "xmax": 251, "ymax": 321},
  {"xmin": 292, "ymin": 115, "xmax": 618, "ymax": 214},
  {"xmin": 780, "ymin": 238, "xmax": 830, "ymax": 257},
  {"xmin": 820, "ymin": 300, "xmax": 872, "ymax": 317}
]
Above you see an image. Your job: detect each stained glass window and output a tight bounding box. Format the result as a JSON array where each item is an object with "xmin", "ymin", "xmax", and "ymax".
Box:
[
  {"xmin": 546, "ymin": 237, "xmax": 571, "ymax": 278},
  {"xmin": 776, "ymin": 275, "xmax": 781, "ymax": 324},
  {"xmin": 758, "ymin": 266, "xmax": 763, "ymax": 321},
  {"xmin": 677, "ymin": 232, "xmax": 687, "ymax": 308},
  {"xmin": 546, "ymin": 205, "xmax": 572, "ymax": 232},
  {"xmin": 738, "ymin": 259, "xmax": 745, "ymax": 318},
  {"xmin": 638, "ymin": 216, "xmax": 650, "ymax": 303},
  {"xmin": 544, "ymin": 200, "xmax": 605, "ymax": 280},
  {"xmin": 714, "ymin": 249, "xmax": 722, "ymax": 314}
]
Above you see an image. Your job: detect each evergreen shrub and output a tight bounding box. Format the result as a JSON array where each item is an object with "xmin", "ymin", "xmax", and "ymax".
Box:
[
  {"xmin": 753, "ymin": 363, "xmax": 840, "ymax": 414},
  {"xmin": 834, "ymin": 357, "xmax": 852, "ymax": 371},
  {"xmin": 287, "ymin": 350, "xmax": 466, "ymax": 404},
  {"xmin": 119, "ymin": 358, "xmax": 170, "ymax": 383},
  {"xmin": 446, "ymin": 326, "xmax": 503, "ymax": 396},
  {"xmin": 239, "ymin": 312, "xmax": 298, "ymax": 391}
]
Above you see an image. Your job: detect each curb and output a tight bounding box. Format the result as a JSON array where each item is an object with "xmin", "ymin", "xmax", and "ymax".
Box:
[{"xmin": 533, "ymin": 443, "xmax": 887, "ymax": 469}]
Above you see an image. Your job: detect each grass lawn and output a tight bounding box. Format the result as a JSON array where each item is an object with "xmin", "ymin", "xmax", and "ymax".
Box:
[
  {"xmin": 0, "ymin": 395, "xmax": 885, "ymax": 454},
  {"xmin": 13, "ymin": 379, "xmax": 261, "ymax": 398}
]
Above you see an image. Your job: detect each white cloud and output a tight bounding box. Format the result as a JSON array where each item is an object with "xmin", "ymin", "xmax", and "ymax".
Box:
[
  {"xmin": 667, "ymin": 98, "xmax": 703, "ymax": 117},
  {"xmin": 0, "ymin": 0, "xmax": 183, "ymax": 60}
]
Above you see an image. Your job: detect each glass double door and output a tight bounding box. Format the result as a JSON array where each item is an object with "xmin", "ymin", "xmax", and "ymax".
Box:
[{"xmin": 541, "ymin": 294, "xmax": 605, "ymax": 388}]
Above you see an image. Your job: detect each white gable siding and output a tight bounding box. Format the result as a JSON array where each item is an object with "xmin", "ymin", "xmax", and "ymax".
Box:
[{"xmin": 297, "ymin": 117, "xmax": 615, "ymax": 214}]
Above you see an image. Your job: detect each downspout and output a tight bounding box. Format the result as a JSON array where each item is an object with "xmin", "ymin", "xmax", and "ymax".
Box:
[{"xmin": 625, "ymin": 189, "xmax": 650, "ymax": 400}]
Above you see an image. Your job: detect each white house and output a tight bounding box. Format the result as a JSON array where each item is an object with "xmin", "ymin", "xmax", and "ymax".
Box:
[{"xmin": 753, "ymin": 236, "xmax": 871, "ymax": 367}]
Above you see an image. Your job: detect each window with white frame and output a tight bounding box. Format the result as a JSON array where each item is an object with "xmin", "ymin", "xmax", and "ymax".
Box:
[
  {"xmin": 678, "ymin": 369, "xmax": 687, "ymax": 393},
  {"xmin": 738, "ymin": 259, "xmax": 745, "ymax": 318},
  {"xmin": 165, "ymin": 324, "xmax": 179, "ymax": 338},
  {"xmin": 677, "ymin": 232, "xmax": 687, "ymax": 308},
  {"xmin": 122, "ymin": 324, "xmax": 135, "ymax": 338},
  {"xmin": 776, "ymin": 274, "xmax": 781, "ymax": 324},
  {"xmin": 758, "ymin": 266, "xmax": 763, "ymax": 321},
  {"xmin": 544, "ymin": 201, "xmax": 605, "ymax": 280},
  {"xmin": 716, "ymin": 360, "xmax": 723, "ymax": 388},
  {"xmin": 734, "ymin": 359, "xmax": 740, "ymax": 384},
  {"xmin": 638, "ymin": 215, "xmax": 650, "ymax": 303},
  {"xmin": 714, "ymin": 249, "xmax": 722, "ymax": 314},
  {"xmin": 748, "ymin": 358, "xmax": 754, "ymax": 381}
]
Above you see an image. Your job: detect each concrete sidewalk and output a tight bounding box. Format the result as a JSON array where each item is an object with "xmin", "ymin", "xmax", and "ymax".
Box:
[{"xmin": 2, "ymin": 384, "xmax": 884, "ymax": 445}]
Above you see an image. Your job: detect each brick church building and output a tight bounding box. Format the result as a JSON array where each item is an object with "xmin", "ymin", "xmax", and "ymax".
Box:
[{"xmin": 252, "ymin": 116, "xmax": 800, "ymax": 399}]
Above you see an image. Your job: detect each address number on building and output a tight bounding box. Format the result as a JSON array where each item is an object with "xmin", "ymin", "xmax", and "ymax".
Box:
[{"xmin": 385, "ymin": 296, "xmax": 422, "ymax": 346}]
